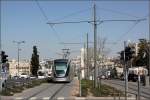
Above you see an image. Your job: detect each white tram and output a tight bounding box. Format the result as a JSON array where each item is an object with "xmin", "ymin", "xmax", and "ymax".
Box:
[{"xmin": 52, "ymin": 59, "xmax": 74, "ymax": 82}]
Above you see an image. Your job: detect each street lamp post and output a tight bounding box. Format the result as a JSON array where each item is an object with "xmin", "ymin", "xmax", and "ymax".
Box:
[
  {"xmin": 124, "ymin": 41, "xmax": 128, "ymax": 100},
  {"xmin": 13, "ymin": 41, "xmax": 25, "ymax": 76},
  {"xmin": 148, "ymin": 1, "xmax": 150, "ymax": 85}
]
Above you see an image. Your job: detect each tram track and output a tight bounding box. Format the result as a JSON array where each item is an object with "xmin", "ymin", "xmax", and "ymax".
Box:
[
  {"xmin": 25, "ymin": 83, "xmax": 67, "ymax": 100},
  {"xmin": 25, "ymin": 83, "xmax": 56, "ymax": 100},
  {"xmin": 13, "ymin": 82, "xmax": 69, "ymax": 100},
  {"xmin": 49, "ymin": 83, "xmax": 67, "ymax": 100}
]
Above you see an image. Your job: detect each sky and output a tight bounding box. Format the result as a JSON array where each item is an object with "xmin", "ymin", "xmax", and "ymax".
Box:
[{"xmin": 1, "ymin": 0, "xmax": 149, "ymax": 60}]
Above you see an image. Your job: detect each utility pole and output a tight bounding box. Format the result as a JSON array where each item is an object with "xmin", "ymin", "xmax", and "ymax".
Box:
[
  {"xmin": 84, "ymin": 43, "xmax": 86, "ymax": 79},
  {"xmin": 62, "ymin": 48, "xmax": 70, "ymax": 59},
  {"xmin": 93, "ymin": 4, "xmax": 98, "ymax": 88},
  {"xmin": 149, "ymin": 0, "xmax": 150, "ymax": 86},
  {"xmin": 79, "ymin": 63, "xmax": 81, "ymax": 97},
  {"xmin": 124, "ymin": 41, "xmax": 128, "ymax": 100},
  {"xmin": 13, "ymin": 41, "xmax": 25, "ymax": 76},
  {"xmin": 86, "ymin": 33, "xmax": 89, "ymax": 79},
  {"xmin": 0, "ymin": 0, "xmax": 2, "ymax": 92},
  {"xmin": 137, "ymin": 66, "xmax": 141, "ymax": 100}
]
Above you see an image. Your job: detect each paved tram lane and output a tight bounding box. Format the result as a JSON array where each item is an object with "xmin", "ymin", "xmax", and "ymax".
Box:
[
  {"xmin": 0, "ymin": 79, "xmax": 76, "ymax": 100},
  {"xmin": 50, "ymin": 79, "xmax": 77, "ymax": 99}
]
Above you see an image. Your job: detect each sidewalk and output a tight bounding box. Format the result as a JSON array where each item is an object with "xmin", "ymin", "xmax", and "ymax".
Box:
[{"xmin": 71, "ymin": 77, "xmax": 79, "ymax": 97}]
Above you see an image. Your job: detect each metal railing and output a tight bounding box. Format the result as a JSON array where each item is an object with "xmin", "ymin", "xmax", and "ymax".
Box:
[{"xmin": 106, "ymin": 91, "xmax": 150, "ymax": 100}]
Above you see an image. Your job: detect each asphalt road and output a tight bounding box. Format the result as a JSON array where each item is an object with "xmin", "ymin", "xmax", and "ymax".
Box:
[{"xmin": 102, "ymin": 79, "xmax": 150, "ymax": 100}]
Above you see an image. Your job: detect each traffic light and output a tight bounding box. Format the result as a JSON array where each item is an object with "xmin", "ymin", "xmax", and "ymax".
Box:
[
  {"xmin": 1, "ymin": 51, "xmax": 8, "ymax": 63},
  {"xmin": 125, "ymin": 46, "xmax": 135, "ymax": 61},
  {"xmin": 120, "ymin": 51, "xmax": 124, "ymax": 61},
  {"xmin": 120, "ymin": 47, "xmax": 135, "ymax": 62}
]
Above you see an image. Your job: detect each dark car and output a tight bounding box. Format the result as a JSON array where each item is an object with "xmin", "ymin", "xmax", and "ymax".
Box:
[{"xmin": 12, "ymin": 75, "xmax": 20, "ymax": 79}]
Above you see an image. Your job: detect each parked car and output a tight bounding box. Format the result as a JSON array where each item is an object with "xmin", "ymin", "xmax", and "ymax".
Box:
[
  {"xmin": 37, "ymin": 71, "xmax": 46, "ymax": 79},
  {"xmin": 97, "ymin": 75, "xmax": 107, "ymax": 80},
  {"xmin": 12, "ymin": 75, "xmax": 20, "ymax": 79},
  {"xmin": 101, "ymin": 75, "xmax": 106, "ymax": 79},
  {"xmin": 29, "ymin": 75, "xmax": 36, "ymax": 79},
  {"xmin": 20, "ymin": 73, "xmax": 29, "ymax": 79},
  {"xmin": 38, "ymin": 75, "xmax": 46, "ymax": 79}
]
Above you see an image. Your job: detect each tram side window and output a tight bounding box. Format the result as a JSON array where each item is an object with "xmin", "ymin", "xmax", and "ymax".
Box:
[{"xmin": 65, "ymin": 64, "xmax": 70, "ymax": 76}]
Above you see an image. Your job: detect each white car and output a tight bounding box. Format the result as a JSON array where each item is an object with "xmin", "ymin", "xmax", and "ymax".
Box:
[
  {"xmin": 37, "ymin": 71, "xmax": 46, "ymax": 79},
  {"xmin": 38, "ymin": 75, "xmax": 46, "ymax": 79},
  {"xmin": 20, "ymin": 73, "xmax": 29, "ymax": 78},
  {"xmin": 29, "ymin": 75, "xmax": 36, "ymax": 79},
  {"xmin": 101, "ymin": 75, "xmax": 106, "ymax": 79}
]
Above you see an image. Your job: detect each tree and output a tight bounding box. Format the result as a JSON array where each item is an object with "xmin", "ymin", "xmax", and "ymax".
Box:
[
  {"xmin": 132, "ymin": 39, "xmax": 149, "ymax": 74},
  {"xmin": 30, "ymin": 46, "xmax": 39, "ymax": 76},
  {"xmin": 111, "ymin": 67, "xmax": 118, "ymax": 79},
  {"xmin": 120, "ymin": 46, "xmax": 135, "ymax": 62}
]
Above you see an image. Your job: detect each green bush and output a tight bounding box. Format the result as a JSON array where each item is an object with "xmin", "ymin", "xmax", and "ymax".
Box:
[
  {"xmin": 81, "ymin": 79, "xmax": 88, "ymax": 96},
  {"xmin": 25, "ymin": 83, "xmax": 34, "ymax": 88},
  {"xmin": 32, "ymin": 80, "xmax": 41, "ymax": 86},
  {"xmin": 12, "ymin": 86, "xmax": 24, "ymax": 93},
  {"xmin": 0, "ymin": 79, "xmax": 48, "ymax": 96},
  {"xmin": 81, "ymin": 80, "xmax": 124, "ymax": 97},
  {"xmin": 0, "ymin": 88, "xmax": 13, "ymax": 96}
]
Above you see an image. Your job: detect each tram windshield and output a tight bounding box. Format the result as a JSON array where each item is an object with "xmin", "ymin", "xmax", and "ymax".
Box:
[{"xmin": 55, "ymin": 63, "xmax": 67, "ymax": 75}]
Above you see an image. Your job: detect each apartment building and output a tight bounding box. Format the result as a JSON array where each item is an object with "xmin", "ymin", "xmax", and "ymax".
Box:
[{"xmin": 9, "ymin": 59, "xmax": 30, "ymax": 76}]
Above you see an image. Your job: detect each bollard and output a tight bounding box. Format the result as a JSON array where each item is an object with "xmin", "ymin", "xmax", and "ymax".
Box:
[
  {"xmin": 113, "ymin": 89, "xmax": 116, "ymax": 100},
  {"xmin": 98, "ymin": 78, "xmax": 100, "ymax": 96},
  {"xmin": 143, "ymin": 75, "xmax": 146, "ymax": 86},
  {"xmin": 118, "ymin": 92, "xmax": 120, "ymax": 100},
  {"xmin": 113, "ymin": 93, "xmax": 116, "ymax": 100},
  {"xmin": 136, "ymin": 94, "xmax": 138, "ymax": 100}
]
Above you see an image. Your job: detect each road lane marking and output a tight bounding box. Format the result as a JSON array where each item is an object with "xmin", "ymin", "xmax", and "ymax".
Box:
[
  {"xmin": 43, "ymin": 97, "xmax": 50, "ymax": 100},
  {"xmin": 15, "ymin": 97, "xmax": 24, "ymax": 100},
  {"xmin": 75, "ymin": 97, "xmax": 85, "ymax": 100},
  {"xmin": 29, "ymin": 97, "xmax": 37, "ymax": 100},
  {"xmin": 57, "ymin": 97, "xmax": 64, "ymax": 100}
]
